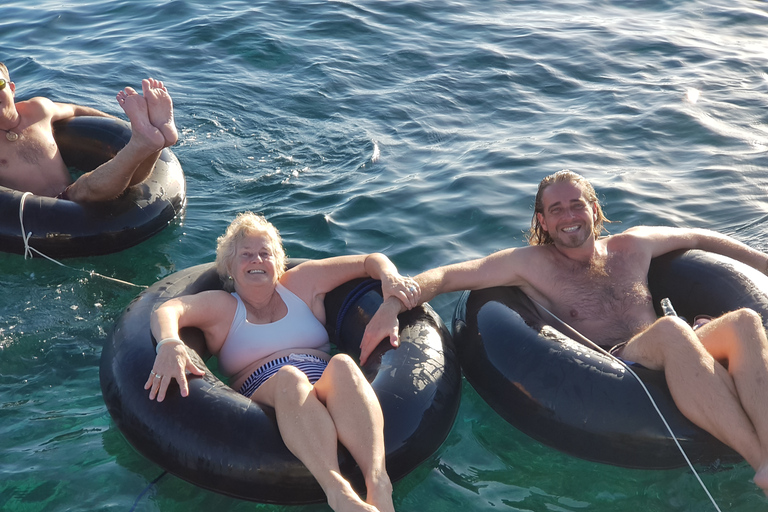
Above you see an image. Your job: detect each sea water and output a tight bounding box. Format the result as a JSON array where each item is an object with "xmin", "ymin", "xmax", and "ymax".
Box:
[{"xmin": 1, "ymin": 0, "xmax": 768, "ymax": 510}]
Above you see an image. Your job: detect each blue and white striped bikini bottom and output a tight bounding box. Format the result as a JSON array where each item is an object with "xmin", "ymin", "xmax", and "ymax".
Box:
[{"xmin": 238, "ymin": 353, "xmax": 328, "ymax": 398}]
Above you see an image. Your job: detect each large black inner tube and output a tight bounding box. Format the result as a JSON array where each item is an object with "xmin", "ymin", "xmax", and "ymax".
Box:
[
  {"xmin": 0, "ymin": 116, "xmax": 185, "ymax": 258},
  {"xmin": 453, "ymin": 250, "xmax": 764, "ymax": 469},
  {"xmin": 100, "ymin": 261, "xmax": 461, "ymax": 503}
]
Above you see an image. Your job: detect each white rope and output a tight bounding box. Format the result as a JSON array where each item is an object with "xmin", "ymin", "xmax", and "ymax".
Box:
[
  {"xmin": 531, "ymin": 298, "xmax": 723, "ymax": 512},
  {"xmin": 17, "ymin": 192, "xmax": 147, "ymax": 289},
  {"xmin": 19, "ymin": 191, "xmax": 34, "ymax": 259},
  {"xmin": 620, "ymin": 358, "xmax": 722, "ymax": 512}
]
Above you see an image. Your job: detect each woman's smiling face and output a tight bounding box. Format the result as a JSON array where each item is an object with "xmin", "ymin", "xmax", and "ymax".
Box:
[{"xmin": 231, "ymin": 233, "xmax": 279, "ymax": 289}]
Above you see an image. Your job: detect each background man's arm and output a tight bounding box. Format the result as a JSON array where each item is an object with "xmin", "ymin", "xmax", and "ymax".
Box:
[{"xmin": 43, "ymin": 98, "xmax": 116, "ymax": 122}]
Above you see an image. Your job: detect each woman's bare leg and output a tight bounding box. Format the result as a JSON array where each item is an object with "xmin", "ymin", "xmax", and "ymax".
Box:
[
  {"xmin": 314, "ymin": 355, "xmax": 394, "ymax": 512},
  {"xmin": 250, "ymin": 363, "xmax": 382, "ymax": 512}
]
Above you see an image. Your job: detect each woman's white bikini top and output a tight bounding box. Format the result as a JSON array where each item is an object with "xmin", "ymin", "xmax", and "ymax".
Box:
[{"xmin": 217, "ymin": 284, "xmax": 331, "ymax": 376}]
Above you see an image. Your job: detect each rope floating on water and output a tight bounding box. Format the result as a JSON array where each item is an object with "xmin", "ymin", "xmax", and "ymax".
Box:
[{"xmin": 128, "ymin": 471, "xmax": 166, "ymax": 512}]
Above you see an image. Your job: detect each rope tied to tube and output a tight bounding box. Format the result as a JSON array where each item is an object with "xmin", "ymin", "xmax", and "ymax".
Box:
[{"xmin": 17, "ymin": 192, "xmax": 146, "ymax": 289}]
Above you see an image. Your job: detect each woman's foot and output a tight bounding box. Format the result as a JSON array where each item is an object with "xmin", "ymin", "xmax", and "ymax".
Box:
[
  {"xmin": 755, "ymin": 463, "xmax": 768, "ymax": 496},
  {"xmin": 366, "ymin": 473, "xmax": 395, "ymax": 512},
  {"xmin": 325, "ymin": 473, "xmax": 381, "ymax": 512}
]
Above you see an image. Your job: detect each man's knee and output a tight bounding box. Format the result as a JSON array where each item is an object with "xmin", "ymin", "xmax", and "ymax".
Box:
[
  {"xmin": 634, "ymin": 316, "xmax": 700, "ymax": 363},
  {"xmin": 65, "ymin": 175, "xmax": 117, "ymax": 203},
  {"xmin": 717, "ymin": 308, "xmax": 767, "ymax": 361},
  {"xmin": 652, "ymin": 315, "xmax": 693, "ymax": 340},
  {"xmin": 724, "ymin": 308, "xmax": 763, "ymax": 331}
]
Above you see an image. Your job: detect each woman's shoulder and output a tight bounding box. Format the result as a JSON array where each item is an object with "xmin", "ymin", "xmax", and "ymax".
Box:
[
  {"xmin": 279, "ymin": 265, "xmax": 315, "ymax": 292},
  {"xmin": 180, "ymin": 289, "xmax": 239, "ymax": 312}
]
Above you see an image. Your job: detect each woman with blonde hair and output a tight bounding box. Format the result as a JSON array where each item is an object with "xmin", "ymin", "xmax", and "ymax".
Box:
[{"xmin": 146, "ymin": 212, "xmax": 420, "ymax": 512}]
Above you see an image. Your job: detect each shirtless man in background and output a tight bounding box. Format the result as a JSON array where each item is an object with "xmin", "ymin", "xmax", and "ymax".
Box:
[
  {"xmin": 0, "ymin": 62, "xmax": 177, "ymax": 202},
  {"xmin": 363, "ymin": 169, "xmax": 768, "ymax": 494}
]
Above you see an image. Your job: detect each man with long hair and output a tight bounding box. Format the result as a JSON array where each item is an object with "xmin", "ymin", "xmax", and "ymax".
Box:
[{"xmin": 362, "ymin": 169, "xmax": 768, "ymax": 495}]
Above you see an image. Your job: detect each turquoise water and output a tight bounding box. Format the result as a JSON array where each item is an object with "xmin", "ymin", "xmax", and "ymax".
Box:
[{"xmin": 2, "ymin": 0, "xmax": 768, "ymax": 510}]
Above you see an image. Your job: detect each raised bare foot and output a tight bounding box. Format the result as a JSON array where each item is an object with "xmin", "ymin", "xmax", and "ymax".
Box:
[
  {"xmin": 116, "ymin": 87, "xmax": 165, "ymax": 152},
  {"xmin": 142, "ymin": 78, "xmax": 178, "ymax": 147}
]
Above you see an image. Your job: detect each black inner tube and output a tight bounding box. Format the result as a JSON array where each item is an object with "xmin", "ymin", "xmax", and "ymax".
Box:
[
  {"xmin": 454, "ymin": 250, "xmax": 762, "ymax": 469},
  {"xmin": 0, "ymin": 116, "xmax": 185, "ymax": 258},
  {"xmin": 100, "ymin": 261, "xmax": 462, "ymax": 503}
]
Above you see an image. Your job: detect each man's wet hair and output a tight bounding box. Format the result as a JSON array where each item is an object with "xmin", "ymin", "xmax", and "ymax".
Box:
[{"xmin": 528, "ymin": 169, "xmax": 610, "ymax": 245}]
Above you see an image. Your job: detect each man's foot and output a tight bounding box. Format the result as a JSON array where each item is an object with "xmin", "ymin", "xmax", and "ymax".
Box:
[
  {"xmin": 116, "ymin": 87, "xmax": 165, "ymax": 153},
  {"xmin": 142, "ymin": 78, "xmax": 178, "ymax": 147}
]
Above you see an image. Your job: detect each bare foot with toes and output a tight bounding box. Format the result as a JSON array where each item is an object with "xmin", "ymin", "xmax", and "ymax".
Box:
[
  {"xmin": 116, "ymin": 87, "xmax": 165, "ymax": 152},
  {"xmin": 142, "ymin": 78, "xmax": 178, "ymax": 147},
  {"xmin": 326, "ymin": 477, "xmax": 381, "ymax": 512}
]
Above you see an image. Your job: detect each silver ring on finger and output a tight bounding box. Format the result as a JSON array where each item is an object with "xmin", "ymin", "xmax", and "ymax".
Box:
[
  {"xmin": 154, "ymin": 374, "xmax": 162, "ymax": 379},
  {"xmin": 408, "ymin": 285, "xmax": 416, "ymax": 293}
]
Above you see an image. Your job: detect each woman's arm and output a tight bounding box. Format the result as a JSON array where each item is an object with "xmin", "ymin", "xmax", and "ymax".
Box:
[
  {"xmin": 283, "ymin": 253, "xmax": 420, "ymax": 310},
  {"xmin": 362, "ymin": 253, "xmax": 421, "ymax": 309},
  {"xmin": 282, "ymin": 253, "xmax": 419, "ymax": 357},
  {"xmin": 145, "ymin": 291, "xmax": 234, "ymax": 402}
]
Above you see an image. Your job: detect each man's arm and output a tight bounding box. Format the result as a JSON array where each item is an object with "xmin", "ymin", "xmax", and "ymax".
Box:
[
  {"xmin": 360, "ymin": 247, "xmax": 534, "ymax": 363},
  {"xmin": 415, "ymin": 246, "xmax": 537, "ymax": 303},
  {"xmin": 40, "ymin": 97, "xmax": 115, "ymax": 122},
  {"xmin": 626, "ymin": 225, "xmax": 768, "ymax": 273}
]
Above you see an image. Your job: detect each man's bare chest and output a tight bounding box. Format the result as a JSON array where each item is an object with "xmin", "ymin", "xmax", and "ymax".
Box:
[
  {"xmin": 552, "ymin": 273, "xmax": 649, "ymax": 317},
  {"xmin": 6, "ymin": 126, "xmax": 59, "ymax": 164},
  {"xmin": 537, "ymin": 257, "xmax": 655, "ymax": 345},
  {"xmin": 0, "ymin": 126, "xmax": 70, "ymax": 195}
]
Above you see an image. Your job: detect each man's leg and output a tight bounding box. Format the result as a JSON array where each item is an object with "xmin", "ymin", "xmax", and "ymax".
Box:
[
  {"xmin": 621, "ymin": 311, "xmax": 768, "ymax": 492},
  {"xmin": 65, "ymin": 81, "xmax": 174, "ymax": 202},
  {"xmin": 695, "ymin": 309, "xmax": 768, "ymax": 491}
]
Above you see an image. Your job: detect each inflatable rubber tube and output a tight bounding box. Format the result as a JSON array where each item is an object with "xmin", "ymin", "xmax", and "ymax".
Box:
[
  {"xmin": 100, "ymin": 260, "xmax": 461, "ymax": 503},
  {"xmin": 452, "ymin": 249, "xmax": 765, "ymax": 469},
  {"xmin": 0, "ymin": 116, "xmax": 185, "ymax": 258}
]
